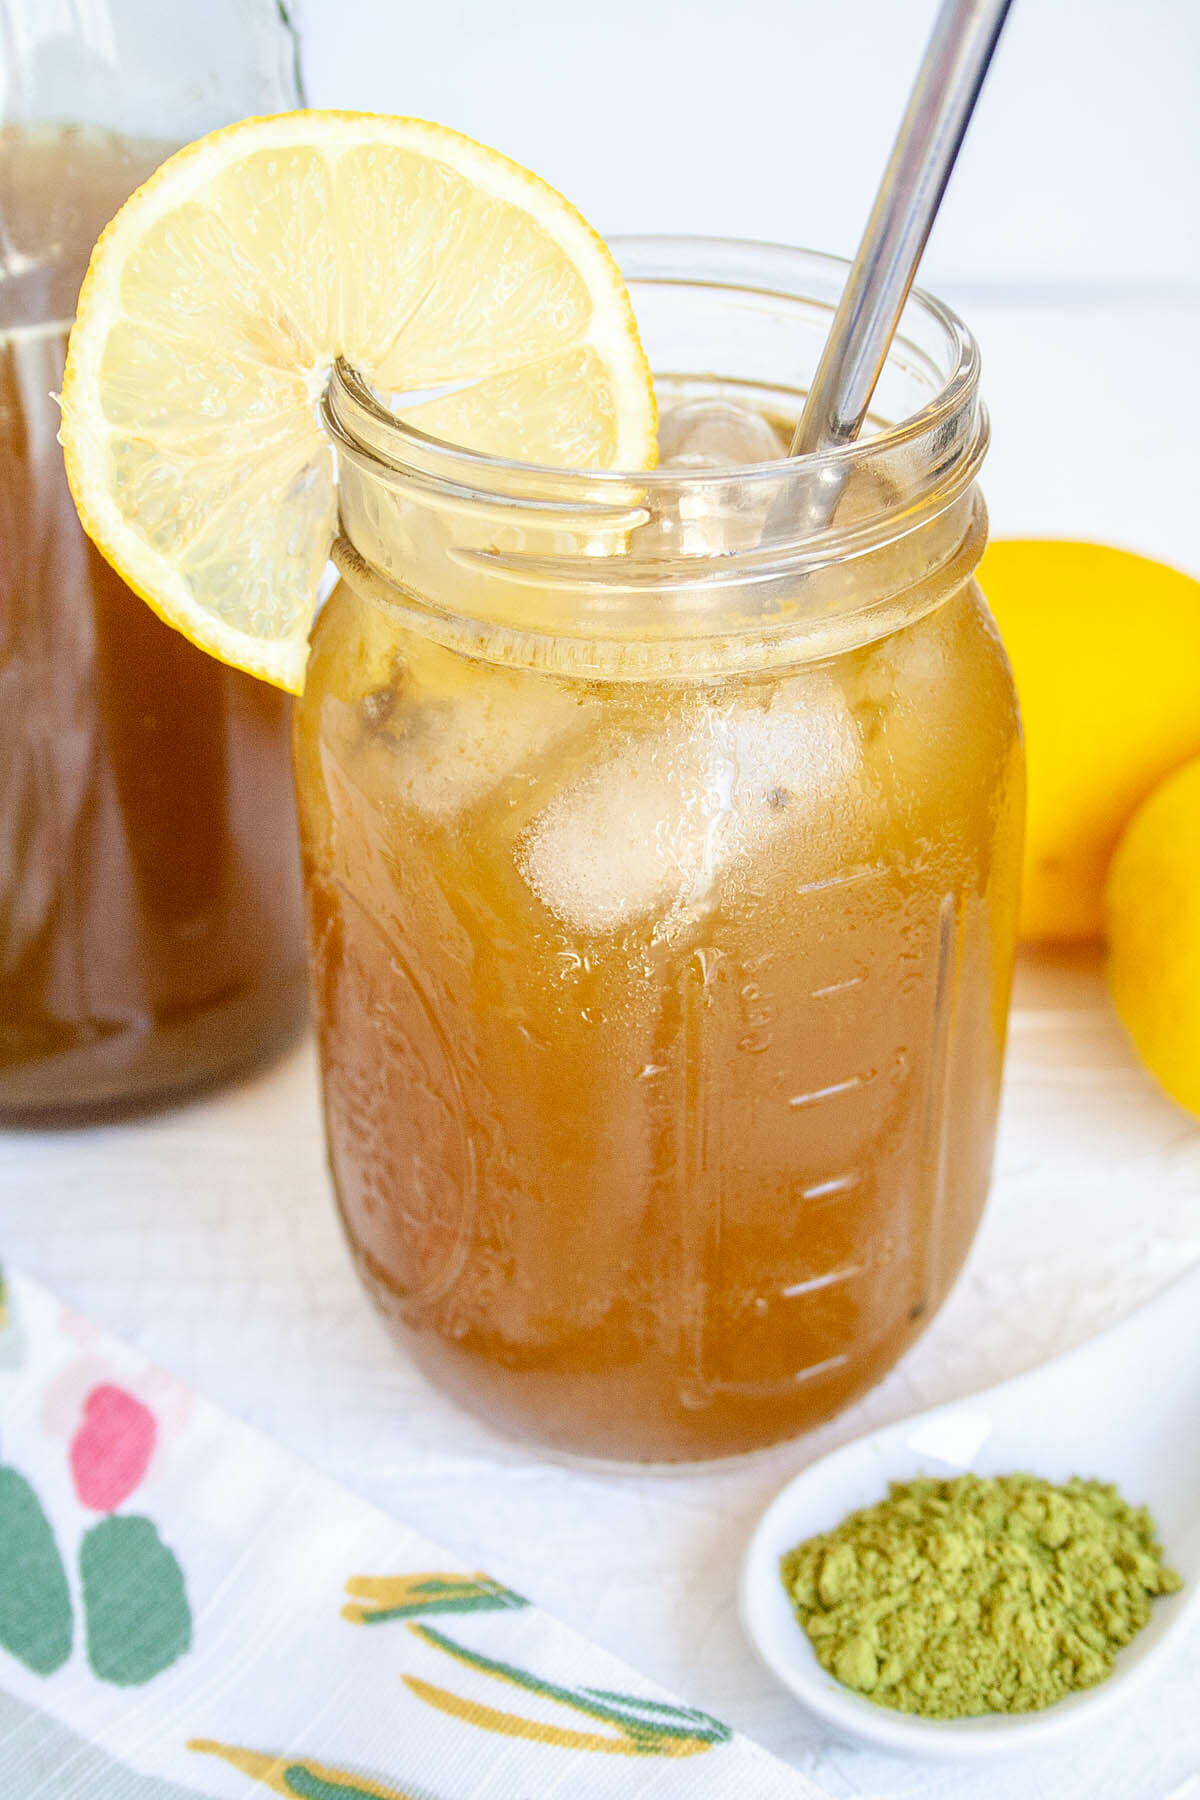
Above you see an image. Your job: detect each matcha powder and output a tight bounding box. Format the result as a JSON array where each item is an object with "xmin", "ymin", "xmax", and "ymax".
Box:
[{"xmin": 780, "ymin": 1473, "xmax": 1181, "ymax": 1718}]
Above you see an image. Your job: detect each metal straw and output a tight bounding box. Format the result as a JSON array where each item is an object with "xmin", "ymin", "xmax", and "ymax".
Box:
[{"xmin": 788, "ymin": 0, "xmax": 1014, "ymax": 492}]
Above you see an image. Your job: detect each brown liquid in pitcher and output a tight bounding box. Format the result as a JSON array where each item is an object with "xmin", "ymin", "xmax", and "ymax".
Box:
[{"xmin": 0, "ymin": 128, "xmax": 306, "ymax": 1118}]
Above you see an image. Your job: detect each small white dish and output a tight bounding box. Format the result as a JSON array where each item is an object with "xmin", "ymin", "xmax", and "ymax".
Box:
[{"xmin": 740, "ymin": 1263, "xmax": 1200, "ymax": 1760}]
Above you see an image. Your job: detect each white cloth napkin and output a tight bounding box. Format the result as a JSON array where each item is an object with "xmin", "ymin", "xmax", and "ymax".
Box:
[{"xmin": 0, "ymin": 1261, "xmax": 830, "ymax": 1798}]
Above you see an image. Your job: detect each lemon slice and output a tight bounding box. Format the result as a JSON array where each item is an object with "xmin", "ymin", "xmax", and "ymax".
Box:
[{"xmin": 60, "ymin": 111, "xmax": 657, "ymax": 692}]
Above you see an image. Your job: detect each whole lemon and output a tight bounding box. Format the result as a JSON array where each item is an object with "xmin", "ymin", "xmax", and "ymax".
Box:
[
  {"xmin": 1106, "ymin": 755, "xmax": 1200, "ymax": 1116},
  {"xmin": 977, "ymin": 540, "xmax": 1200, "ymax": 942}
]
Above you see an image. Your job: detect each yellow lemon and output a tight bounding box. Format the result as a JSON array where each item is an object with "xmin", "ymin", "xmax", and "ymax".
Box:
[
  {"xmin": 977, "ymin": 539, "xmax": 1200, "ymax": 941},
  {"xmin": 1106, "ymin": 754, "xmax": 1200, "ymax": 1115},
  {"xmin": 59, "ymin": 112, "xmax": 657, "ymax": 693}
]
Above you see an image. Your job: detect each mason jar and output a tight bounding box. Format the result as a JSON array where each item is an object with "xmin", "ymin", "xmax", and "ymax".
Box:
[
  {"xmin": 0, "ymin": 0, "xmax": 307, "ymax": 1119},
  {"xmin": 295, "ymin": 239, "xmax": 1024, "ymax": 1462}
]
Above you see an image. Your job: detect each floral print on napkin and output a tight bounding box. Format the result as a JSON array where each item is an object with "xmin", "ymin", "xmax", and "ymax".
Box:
[
  {"xmin": 0, "ymin": 1366, "xmax": 190, "ymax": 1686},
  {"xmin": 0, "ymin": 1263, "xmax": 826, "ymax": 1799}
]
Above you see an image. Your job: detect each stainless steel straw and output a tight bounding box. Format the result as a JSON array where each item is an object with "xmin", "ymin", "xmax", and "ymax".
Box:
[{"xmin": 789, "ymin": 0, "xmax": 1014, "ymax": 493}]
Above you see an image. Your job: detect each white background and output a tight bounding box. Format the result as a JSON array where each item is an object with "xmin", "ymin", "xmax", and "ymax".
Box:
[
  {"xmin": 300, "ymin": 0, "xmax": 1200, "ymax": 586},
  {"xmin": 4, "ymin": 8, "xmax": 1200, "ymax": 1800},
  {"xmin": 300, "ymin": 0, "xmax": 1200, "ymax": 291}
]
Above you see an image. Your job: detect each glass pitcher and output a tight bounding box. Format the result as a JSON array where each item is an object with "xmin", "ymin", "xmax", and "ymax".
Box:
[
  {"xmin": 295, "ymin": 239, "xmax": 1025, "ymax": 1463},
  {"xmin": 0, "ymin": 1, "xmax": 308, "ymax": 1119}
]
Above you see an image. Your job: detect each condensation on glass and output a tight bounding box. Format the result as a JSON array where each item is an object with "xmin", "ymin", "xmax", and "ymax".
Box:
[
  {"xmin": 0, "ymin": 2, "xmax": 308, "ymax": 1118},
  {"xmin": 294, "ymin": 241, "xmax": 1025, "ymax": 1462}
]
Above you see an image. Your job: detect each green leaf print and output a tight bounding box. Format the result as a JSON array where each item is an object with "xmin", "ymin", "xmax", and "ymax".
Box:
[
  {"xmin": 343, "ymin": 1572, "xmax": 528, "ymax": 1626},
  {"xmin": 190, "ymin": 1739, "xmax": 422, "ymax": 1798},
  {"xmin": 409, "ymin": 1622, "xmax": 732, "ymax": 1750},
  {"xmin": 282, "ymin": 1769, "xmax": 404, "ymax": 1799},
  {"xmin": 0, "ymin": 1465, "xmax": 73, "ymax": 1674},
  {"xmin": 342, "ymin": 1570, "xmax": 731, "ymax": 1759},
  {"xmin": 80, "ymin": 1515, "xmax": 191, "ymax": 1684}
]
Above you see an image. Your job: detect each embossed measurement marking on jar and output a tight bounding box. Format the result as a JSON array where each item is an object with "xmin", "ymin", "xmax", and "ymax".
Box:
[
  {"xmin": 795, "ymin": 860, "xmax": 889, "ymax": 899},
  {"xmin": 788, "ymin": 1069, "xmax": 878, "ymax": 1108},
  {"xmin": 781, "ymin": 1263, "xmax": 868, "ymax": 1299},
  {"xmin": 798, "ymin": 1171, "xmax": 861, "ymax": 1201},
  {"xmin": 696, "ymin": 1352, "xmax": 853, "ymax": 1400},
  {"xmin": 811, "ymin": 969, "xmax": 868, "ymax": 1000}
]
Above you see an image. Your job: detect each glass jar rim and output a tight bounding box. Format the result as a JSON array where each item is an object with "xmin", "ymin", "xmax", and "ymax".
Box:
[
  {"xmin": 324, "ymin": 234, "xmax": 982, "ymax": 493},
  {"xmin": 326, "ymin": 237, "xmax": 988, "ymax": 678}
]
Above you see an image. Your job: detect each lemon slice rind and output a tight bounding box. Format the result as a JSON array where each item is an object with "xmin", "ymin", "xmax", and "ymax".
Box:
[{"xmin": 60, "ymin": 111, "xmax": 657, "ymax": 692}]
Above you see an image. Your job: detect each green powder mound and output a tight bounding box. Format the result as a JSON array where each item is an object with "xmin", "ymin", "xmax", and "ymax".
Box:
[{"xmin": 780, "ymin": 1472, "xmax": 1182, "ymax": 1718}]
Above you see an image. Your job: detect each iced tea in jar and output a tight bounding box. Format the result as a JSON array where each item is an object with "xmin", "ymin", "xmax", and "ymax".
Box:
[
  {"xmin": 0, "ymin": 1, "xmax": 307, "ymax": 1119},
  {"xmin": 295, "ymin": 241, "xmax": 1024, "ymax": 1462}
]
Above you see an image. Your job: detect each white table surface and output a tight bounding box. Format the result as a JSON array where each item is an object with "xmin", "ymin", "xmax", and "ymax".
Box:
[{"xmin": 3, "ymin": 296, "xmax": 1199, "ymax": 1799}]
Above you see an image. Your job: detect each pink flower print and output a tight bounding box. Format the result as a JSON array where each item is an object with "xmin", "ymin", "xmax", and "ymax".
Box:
[
  {"xmin": 42, "ymin": 1357, "xmax": 192, "ymax": 1452},
  {"xmin": 69, "ymin": 1386, "xmax": 157, "ymax": 1513}
]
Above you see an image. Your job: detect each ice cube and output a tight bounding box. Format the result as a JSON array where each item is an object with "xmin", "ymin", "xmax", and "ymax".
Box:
[
  {"xmin": 657, "ymin": 399, "xmax": 788, "ymax": 469},
  {"xmin": 648, "ymin": 400, "xmax": 790, "ymax": 559},
  {"xmin": 518, "ymin": 674, "xmax": 858, "ymax": 934},
  {"xmin": 363, "ymin": 638, "xmax": 595, "ymax": 821},
  {"xmin": 516, "ymin": 722, "xmax": 714, "ymax": 935}
]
